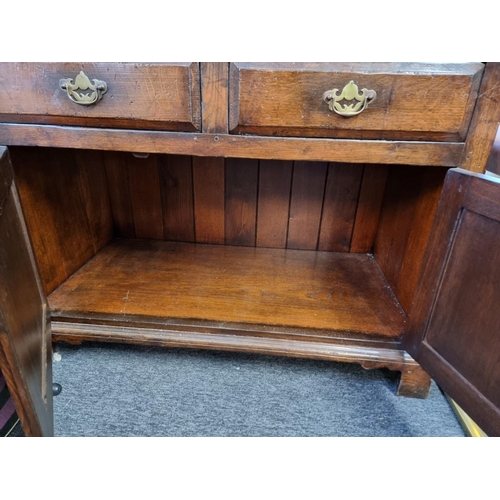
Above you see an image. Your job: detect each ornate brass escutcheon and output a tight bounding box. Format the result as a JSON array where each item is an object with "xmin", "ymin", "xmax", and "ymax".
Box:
[
  {"xmin": 323, "ymin": 80, "xmax": 376, "ymax": 117},
  {"xmin": 59, "ymin": 70, "xmax": 107, "ymax": 106}
]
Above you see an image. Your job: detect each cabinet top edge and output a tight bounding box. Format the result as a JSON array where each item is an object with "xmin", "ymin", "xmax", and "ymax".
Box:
[{"xmin": 232, "ymin": 62, "xmax": 485, "ymax": 75}]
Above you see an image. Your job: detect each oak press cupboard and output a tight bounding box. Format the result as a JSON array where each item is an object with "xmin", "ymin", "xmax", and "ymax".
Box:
[{"xmin": 0, "ymin": 63, "xmax": 499, "ymax": 437}]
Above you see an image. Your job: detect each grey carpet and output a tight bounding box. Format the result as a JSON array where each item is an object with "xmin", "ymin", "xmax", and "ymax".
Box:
[{"xmin": 52, "ymin": 342, "xmax": 465, "ymax": 437}]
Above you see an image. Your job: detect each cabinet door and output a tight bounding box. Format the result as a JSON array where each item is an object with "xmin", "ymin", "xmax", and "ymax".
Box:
[
  {"xmin": 404, "ymin": 168, "xmax": 500, "ymax": 436},
  {"xmin": 0, "ymin": 147, "xmax": 53, "ymax": 436}
]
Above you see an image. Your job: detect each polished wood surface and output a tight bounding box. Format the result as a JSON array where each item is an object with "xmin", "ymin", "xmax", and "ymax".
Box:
[
  {"xmin": 4, "ymin": 62, "xmax": 500, "ymax": 430},
  {"xmin": 11, "ymin": 147, "xmax": 113, "ymax": 295},
  {"xmin": 405, "ymin": 169, "xmax": 500, "ymax": 436},
  {"xmin": 129, "ymin": 154, "xmax": 164, "ymax": 240},
  {"xmin": 225, "ymin": 158, "xmax": 259, "ymax": 246},
  {"xmin": 51, "ymin": 318, "xmax": 426, "ymax": 397},
  {"xmin": 192, "ymin": 157, "xmax": 225, "ymax": 244},
  {"xmin": 48, "ymin": 239, "xmax": 406, "ymax": 340},
  {"xmin": 374, "ymin": 166, "xmax": 447, "ymax": 313},
  {"xmin": 256, "ymin": 160, "xmax": 293, "ymax": 248},
  {"xmin": 0, "ymin": 147, "xmax": 53, "ymax": 436},
  {"xmin": 350, "ymin": 165, "xmax": 388, "ymax": 253},
  {"xmin": 0, "ymin": 62, "xmax": 201, "ymax": 131},
  {"xmin": 460, "ymin": 63, "xmax": 500, "ymax": 172},
  {"xmin": 229, "ymin": 62, "xmax": 483, "ymax": 141},
  {"xmin": 318, "ymin": 163, "xmax": 363, "ymax": 252},
  {"xmin": 41, "ymin": 149, "xmax": 387, "ymax": 254},
  {"xmin": 287, "ymin": 161, "xmax": 327, "ymax": 250},
  {"xmin": 486, "ymin": 125, "xmax": 500, "ymax": 175},
  {"xmin": 160, "ymin": 154, "xmax": 196, "ymax": 242},
  {"xmin": 0, "ymin": 124, "xmax": 465, "ymax": 166},
  {"xmin": 102, "ymin": 151, "xmax": 135, "ymax": 238},
  {"xmin": 201, "ymin": 63, "xmax": 229, "ymax": 134}
]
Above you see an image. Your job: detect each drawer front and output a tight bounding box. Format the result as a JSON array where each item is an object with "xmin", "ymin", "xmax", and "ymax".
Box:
[
  {"xmin": 229, "ymin": 62, "xmax": 484, "ymax": 141},
  {"xmin": 0, "ymin": 63, "xmax": 201, "ymax": 131}
]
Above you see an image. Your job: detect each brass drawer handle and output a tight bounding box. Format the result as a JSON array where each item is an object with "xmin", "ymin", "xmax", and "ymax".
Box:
[
  {"xmin": 323, "ymin": 80, "xmax": 376, "ymax": 117},
  {"xmin": 59, "ymin": 71, "xmax": 107, "ymax": 106}
]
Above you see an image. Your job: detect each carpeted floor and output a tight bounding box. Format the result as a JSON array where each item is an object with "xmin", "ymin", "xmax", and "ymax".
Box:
[{"xmin": 50, "ymin": 342, "xmax": 465, "ymax": 437}]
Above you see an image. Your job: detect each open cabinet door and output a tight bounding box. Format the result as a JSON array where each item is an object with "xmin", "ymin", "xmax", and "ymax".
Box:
[
  {"xmin": 404, "ymin": 168, "xmax": 500, "ymax": 436},
  {"xmin": 0, "ymin": 147, "xmax": 53, "ymax": 436}
]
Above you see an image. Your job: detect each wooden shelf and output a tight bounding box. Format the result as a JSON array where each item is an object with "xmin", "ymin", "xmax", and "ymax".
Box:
[{"xmin": 48, "ymin": 239, "xmax": 406, "ymax": 344}]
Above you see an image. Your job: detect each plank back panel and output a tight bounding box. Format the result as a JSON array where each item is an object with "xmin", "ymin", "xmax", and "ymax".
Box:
[
  {"xmin": 318, "ymin": 163, "xmax": 363, "ymax": 252},
  {"xmin": 193, "ymin": 157, "xmax": 225, "ymax": 244},
  {"xmin": 104, "ymin": 151, "xmax": 135, "ymax": 238},
  {"xmin": 10, "ymin": 148, "xmax": 395, "ymax": 299},
  {"xmin": 128, "ymin": 154, "xmax": 164, "ymax": 240},
  {"xmin": 160, "ymin": 155, "xmax": 195, "ymax": 242},
  {"xmin": 225, "ymin": 158, "xmax": 259, "ymax": 246},
  {"xmin": 256, "ymin": 160, "xmax": 293, "ymax": 248},
  {"xmin": 287, "ymin": 161, "xmax": 328, "ymax": 250}
]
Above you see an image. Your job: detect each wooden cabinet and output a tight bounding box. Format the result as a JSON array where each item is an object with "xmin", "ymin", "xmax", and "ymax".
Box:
[{"xmin": 1, "ymin": 62, "xmax": 500, "ymax": 437}]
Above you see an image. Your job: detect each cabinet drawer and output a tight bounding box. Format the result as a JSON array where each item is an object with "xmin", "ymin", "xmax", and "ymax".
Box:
[
  {"xmin": 0, "ymin": 63, "xmax": 201, "ymax": 131},
  {"xmin": 229, "ymin": 62, "xmax": 484, "ymax": 141}
]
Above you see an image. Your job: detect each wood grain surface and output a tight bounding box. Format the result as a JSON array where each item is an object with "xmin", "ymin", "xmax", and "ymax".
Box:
[
  {"xmin": 0, "ymin": 147, "xmax": 53, "ymax": 436},
  {"xmin": 0, "ymin": 124, "xmax": 465, "ymax": 166},
  {"xmin": 374, "ymin": 166, "xmax": 447, "ymax": 313},
  {"xmin": 48, "ymin": 239, "xmax": 406, "ymax": 339},
  {"xmin": 404, "ymin": 169, "xmax": 500, "ymax": 435},
  {"xmin": 350, "ymin": 165, "xmax": 388, "ymax": 253},
  {"xmin": 460, "ymin": 62, "xmax": 500, "ymax": 172},
  {"xmin": 224, "ymin": 158, "xmax": 259, "ymax": 246},
  {"xmin": 12, "ymin": 147, "xmax": 113, "ymax": 295},
  {"xmin": 192, "ymin": 156, "xmax": 225, "ymax": 244},
  {"xmin": 287, "ymin": 161, "xmax": 327, "ymax": 250},
  {"xmin": 229, "ymin": 62, "xmax": 483, "ymax": 141},
  {"xmin": 0, "ymin": 62, "xmax": 201, "ymax": 131},
  {"xmin": 256, "ymin": 160, "xmax": 293, "ymax": 248},
  {"xmin": 201, "ymin": 62, "xmax": 229, "ymax": 134}
]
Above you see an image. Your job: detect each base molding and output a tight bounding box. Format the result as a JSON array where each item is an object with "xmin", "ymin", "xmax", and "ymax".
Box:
[{"xmin": 52, "ymin": 320, "xmax": 431, "ymax": 398}]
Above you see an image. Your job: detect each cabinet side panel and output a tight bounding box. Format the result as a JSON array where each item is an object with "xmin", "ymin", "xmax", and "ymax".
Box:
[
  {"xmin": 374, "ymin": 166, "xmax": 447, "ymax": 313},
  {"xmin": 12, "ymin": 147, "xmax": 113, "ymax": 295}
]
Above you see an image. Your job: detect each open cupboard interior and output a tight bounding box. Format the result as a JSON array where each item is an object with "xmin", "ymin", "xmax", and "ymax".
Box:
[{"xmin": 10, "ymin": 146, "xmax": 445, "ymax": 370}]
